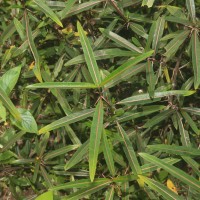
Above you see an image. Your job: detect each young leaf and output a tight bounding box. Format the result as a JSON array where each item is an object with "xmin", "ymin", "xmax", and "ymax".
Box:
[
  {"xmin": 89, "ymin": 99, "xmax": 104, "ymax": 182},
  {"xmin": 100, "ymin": 50, "xmax": 154, "ymax": 86},
  {"xmin": 39, "ymin": 109, "xmax": 94, "ymax": 134},
  {"xmin": 33, "ymin": 0, "xmax": 63, "ymax": 27},
  {"xmin": 139, "ymin": 175, "xmax": 183, "ymax": 200},
  {"xmin": 77, "ymin": 21, "xmax": 101, "ymax": 85},
  {"xmin": 139, "ymin": 153, "xmax": 200, "ymax": 192},
  {"xmin": 117, "ymin": 122, "xmax": 142, "ymax": 175},
  {"xmin": 27, "ymin": 82, "xmax": 98, "ymax": 89},
  {"xmin": 191, "ymin": 30, "xmax": 200, "ymax": 89},
  {"xmin": 102, "ymin": 130, "xmax": 115, "ymax": 176}
]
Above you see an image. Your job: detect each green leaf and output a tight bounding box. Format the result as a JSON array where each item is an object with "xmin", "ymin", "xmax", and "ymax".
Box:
[
  {"xmin": 89, "ymin": 99, "xmax": 104, "ymax": 182},
  {"xmin": 33, "ymin": 0, "xmax": 63, "ymax": 27},
  {"xmin": 0, "ymin": 66, "xmax": 21, "ymax": 95},
  {"xmin": 62, "ymin": 180, "xmax": 110, "ymax": 200},
  {"xmin": 105, "ymin": 186, "xmax": 115, "ymax": 200},
  {"xmin": 27, "ymin": 82, "xmax": 98, "ymax": 89},
  {"xmin": 100, "ymin": 51, "xmax": 154, "ymax": 86},
  {"xmin": 35, "ymin": 191, "xmax": 53, "ymax": 200},
  {"xmin": 118, "ymin": 90, "xmax": 195, "ymax": 105},
  {"xmin": 139, "ymin": 175, "xmax": 183, "ymax": 200},
  {"xmin": 64, "ymin": 49, "xmax": 137, "ymax": 67},
  {"xmin": 147, "ymin": 144, "xmax": 200, "ymax": 157},
  {"xmin": 130, "ymin": 23, "xmax": 148, "ymax": 39},
  {"xmin": 13, "ymin": 17, "xmax": 25, "ymax": 40},
  {"xmin": 39, "ymin": 109, "xmax": 94, "ymax": 134},
  {"xmin": 1, "ymin": 46, "xmax": 16, "ymax": 69},
  {"xmin": 105, "ymin": 63, "xmax": 146, "ymax": 88},
  {"xmin": 65, "ymin": 140, "xmax": 89, "ymax": 170},
  {"xmin": 117, "ymin": 105, "xmax": 165, "ymax": 123},
  {"xmin": 40, "ymin": 165, "xmax": 53, "ymax": 188},
  {"xmin": 164, "ymin": 30, "xmax": 190, "ymax": 59},
  {"xmin": 0, "ymin": 131, "xmax": 26, "ymax": 153},
  {"xmin": 141, "ymin": 158, "xmax": 181, "ymax": 173},
  {"xmin": 142, "ymin": 0, "xmax": 155, "ymax": 7},
  {"xmin": 117, "ymin": 122, "xmax": 142, "ymax": 174},
  {"xmin": 186, "ymin": 0, "xmax": 196, "ymax": 23},
  {"xmin": 146, "ymin": 60, "xmax": 156, "ymax": 98},
  {"xmin": 101, "ymin": 29, "xmax": 142, "ymax": 53},
  {"xmin": 0, "ymin": 102, "xmax": 6, "ymax": 122},
  {"xmin": 102, "ymin": 130, "xmax": 115, "ymax": 176},
  {"xmin": 49, "ymin": 178, "xmax": 111, "ymax": 191},
  {"xmin": 77, "ymin": 21, "xmax": 101, "ymax": 85},
  {"xmin": 152, "ymin": 16, "xmax": 165, "ymax": 54},
  {"xmin": 182, "ymin": 107, "xmax": 200, "ymax": 116},
  {"xmin": 44, "ymin": 145, "xmax": 79, "ymax": 160},
  {"xmin": 165, "ymin": 16, "xmax": 192, "ymax": 26},
  {"xmin": 24, "ymin": 12, "xmax": 42, "ymax": 82},
  {"xmin": 191, "ymin": 30, "xmax": 200, "ymax": 89},
  {"xmin": 0, "ymin": 22, "xmax": 16, "ymax": 45},
  {"xmin": 11, "ymin": 108, "xmax": 38, "ymax": 134},
  {"xmin": 143, "ymin": 109, "xmax": 175, "ymax": 128},
  {"xmin": 176, "ymin": 112, "xmax": 191, "ymax": 147},
  {"xmin": 139, "ymin": 153, "xmax": 200, "ymax": 192},
  {"xmin": 0, "ymin": 85, "xmax": 21, "ymax": 121},
  {"xmin": 59, "ymin": 0, "xmax": 77, "ymax": 19}
]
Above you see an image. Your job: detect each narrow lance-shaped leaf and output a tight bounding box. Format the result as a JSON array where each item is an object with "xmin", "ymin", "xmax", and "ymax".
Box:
[
  {"xmin": 59, "ymin": 0, "xmax": 77, "ymax": 19},
  {"xmin": 102, "ymin": 130, "xmax": 115, "ymax": 176},
  {"xmin": 24, "ymin": 11, "xmax": 42, "ymax": 82},
  {"xmin": 186, "ymin": 0, "xmax": 196, "ymax": 23},
  {"xmin": 146, "ymin": 60, "xmax": 156, "ymax": 98},
  {"xmin": 117, "ymin": 90, "xmax": 195, "ymax": 105},
  {"xmin": 147, "ymin": 144, "xmax": 200, "ymax": 157},
  {"xmin": 152, "ymin": 16, "xmax": 165, "ymax": 54},
  {"xmin": 176, "ymin": 112, "xmax": 191, "ymax": 147},
  {"xmin": 100, "ymin": 50, "xmax": 154, "ymax": 86},
  {"xmin": 191, "ymin": 30, "xmax": 200, "ymax": 89},
  {"xmin": 105, "ymin": 186, "xmax": 115, "ymax": 200},
  {"xmin": 27, "ymin": 82, "xmax": 98, "ymax": 89},
  {"xmin": 77, "ymin": 21, "xmax": 101, "ymax": 85},
  {"xmin": 33, "ymin": 0, "xmax": 63, "ymax": 27},
  {"xmin": 139, "ymin": 175, "xmax": 184, "ymax": 200},
  {"xmin": 0, "ymin": 85, "xmax": 21, "ymax": 121},
  {"xmin": 44, "ymin": 145, "xmax": 80, "ymax": 161},
  {"xmin": 139, "ymin": 153, "xmax": 200, "ymax": 192},
  {"xmin": 65, "ymin": 140, "xmax": 89, "ymax": 170},
  {"xmin": 182, "ymin": 107, "xmax": 200, "ymax": 116},
  {"xmin": 39, "ymin": 109, "xmax": 94, "ymax": 134},
  {"xmin": 117, "ymin": 122, "xmax": 142, "ymax": 174},
  {"xmin": 164, "ymin": 30, "xmax": 190, "ymax": 59},
  {"xmin": 62, "ymin": 181, "xmax": 111, "ymax": 200},
  {"xmin": 89, "ymin": 99, "xmax": 104, "ymax": 182},
  {"xmin": 101, "ymin": 29, "xmax": 142, "ymax": 53}
]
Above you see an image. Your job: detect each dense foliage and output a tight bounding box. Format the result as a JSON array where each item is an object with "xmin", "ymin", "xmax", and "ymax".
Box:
[{"xmin": 0, "ymin": 0, "xmax": 200, "ymax": 199}]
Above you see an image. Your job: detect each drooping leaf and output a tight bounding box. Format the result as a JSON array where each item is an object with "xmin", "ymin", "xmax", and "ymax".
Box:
[
  {"xmin": 89, "ymin": 99, "xmax": 104, "ymax": 182},
  {"xmin": 39, "ymin": 109, "xmax": 94, "ymax": 134},
  {"xmin": 77, "ymin": 21, "xmax": 101, "ymax": 85},
  {"xmin": 139, "ymin": 153, "xmax": 200, "ymax": 192}
]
